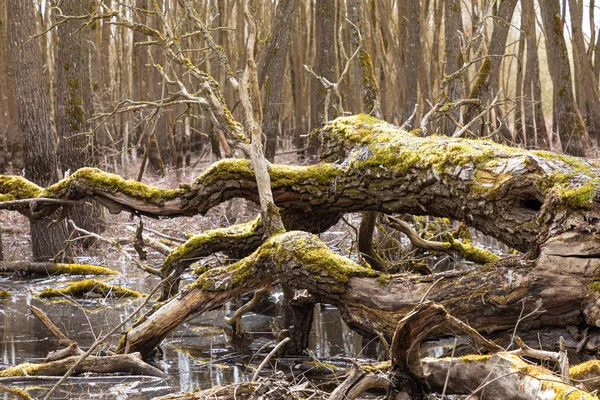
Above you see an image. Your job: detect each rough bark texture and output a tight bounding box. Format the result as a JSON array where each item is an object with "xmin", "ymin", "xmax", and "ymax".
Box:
[
  {"xmin": 310, "ymin": 0, "xmax": 336, "ymax": 131},
  {"xmin": 522, "ymin": 0, "xmax": 549, "ymax": 149},
  {"xmin": 56, "ymin": 0, "xmax": 105, "ymax": 237},
  {"xmin": 443, "ymin": 0, "xmax": 463, "ymax": 136},
  {"xmin": 401, "ymin": 0, "xmax": 421, "ymax": 126},
  {"xmin": 540, "ymin": 0, "xmax": 588, "ymax": 156},
  {"xmin": 568, "ymin": 0, "xmax": 600, "ymax": 143},
  {"xmin": 3, "ymin": 114, "xmax": 600, "ymax": 253},
  {"xmin": 260, "ymin": 0, "xmax": 296, "ymax": 161},
  {"xmin": 6, "ymin": 0, "xmax": 70, "ymax": 262}
]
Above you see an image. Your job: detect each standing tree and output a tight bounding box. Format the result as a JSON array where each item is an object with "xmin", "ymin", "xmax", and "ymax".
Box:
[
  {"xmin": 6, "ymin": 0, "xmax": 70, "ymax": 261},
  {"xmin": 258, "ymin": 0, "xmax": 296, "ymax": 161},
  {"xmin": 55, "ymin": 0, "xmax": 104, "ymax": 235},
  {"xmin": 568, "ymin": 0, "xmax": 600, "ymax": 143},
  {"xmin": 401, "ymin": 0, "xmax": 421, "ymax": 127},
  {"xmin": 539, "ymin": 0, "xmax": 587, "ymax": 156},
  {"xmin": 521, "ymin": 0, "xmax": 549, "ymax": 149}
]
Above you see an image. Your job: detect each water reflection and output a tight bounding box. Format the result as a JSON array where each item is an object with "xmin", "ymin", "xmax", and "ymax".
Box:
[{"xmin": 0, "ymin": 268, "xmax": 366, "ymax": 398}]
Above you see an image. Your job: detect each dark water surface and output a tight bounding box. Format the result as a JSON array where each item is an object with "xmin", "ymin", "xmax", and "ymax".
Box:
[{"xmin": 0, "ymin": 254, "xmax": 366, "ymax": 399}]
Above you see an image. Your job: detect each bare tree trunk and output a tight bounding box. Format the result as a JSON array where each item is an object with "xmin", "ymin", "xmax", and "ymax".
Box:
[
  {"xmin": 443, "ymin": 0, "xmax": 463, "ymax": 136},
  {"xmin": 310, "ymin": 0, "xmax": 337, "ymax": 130},
  {"xmin": 6, "ymin": 0, "xmax": 70, "ymax": 261},
  {"xmin": 540, "ymin": 0, "xmax": 588, "ymax": 156},
  {"xmin": 260, "ymin": 0, "xmax": 296, "ymax": 161},
  {"xmin": 522, "ymin": 0, "xmax": 549, "ymax": 150},
  {"xmin": 568, "ymin": 0, "xmax": 600, "ymax": 144},
  {"xmin": 55, "ymin": 0, "xmax": 104, "ymax": 236},
  {"xmin": 401, "ymin": 0, "xmax": 421, "ymax": 127}
]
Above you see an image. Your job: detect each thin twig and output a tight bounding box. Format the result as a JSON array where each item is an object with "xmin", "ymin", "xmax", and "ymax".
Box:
[{"xmin": 251, "ymin": 337, "xmax": 291, "ymax": 382}]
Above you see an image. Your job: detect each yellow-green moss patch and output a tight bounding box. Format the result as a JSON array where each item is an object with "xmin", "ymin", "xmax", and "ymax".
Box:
[
  {"xmin": 38, "ymin": 279, "xmax": 143, "ymax": 299},
  {"xmin": 0, "ymin": 175, "xmax": 43, "ymax": 201},
  {"xmin": 0, "ymin": 384, "xmax": 30, "ymax": 399},
  {"xmin": 0, "ymin": 290, "xmax": 10, "ymax": 298},
  {"xmin": 45, "ymin": 168, "xmax": 182, "ymax": 203},
  {"xmin": 163, "ymin": 215, "xmax": 262, "ymax": 272},
  {"xmin": 49, "ymin": 263, "xmax": 119, "ymax": 276}
]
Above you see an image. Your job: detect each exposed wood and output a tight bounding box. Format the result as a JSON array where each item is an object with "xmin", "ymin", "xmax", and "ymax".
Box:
[{"xmin": 0, "ymin": 353, "xmax": 166, "ymax": 378}]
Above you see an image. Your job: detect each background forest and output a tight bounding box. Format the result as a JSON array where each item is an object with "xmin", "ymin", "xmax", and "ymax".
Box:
[
  {"xmin": 3, "ymin": 0, "xmax": 600, "ymax": 399},
  {"xmin": 2, "ymin": 0, "xmax": 600, "ymax": 177}
]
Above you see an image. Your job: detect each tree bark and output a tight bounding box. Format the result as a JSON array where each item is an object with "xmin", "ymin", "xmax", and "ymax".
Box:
[
  {"xmin": 443, "ymin": 0, "xmax": 463, "ymax": 136},
  {"xmin": 522, "ymin": 0, "xmax": 549, "ymax": 150},
  {"xmin": 5, "ymin": 115, "xmax": 600, "ymax": 359},
  {"xmin": 568, "ymin": 0, "xmax": 600, "ymax": 143},
  {"xmin": 260, "ymin": 0, "xmax": 296, "ymax": 161},
  {"xmin": 401, "ymin": 0, "xmax": 421, "ymax": 127},
  {"xmin": 6, "ymin": 0, "xmax": 70, "ymax": 261},
  {"xmin": 55, "ymin": 0, "xmax": 105, "ymax": 237},
  {"xmin": 540, "ymin": 0, "xmax": 588, "ymax": 156}
]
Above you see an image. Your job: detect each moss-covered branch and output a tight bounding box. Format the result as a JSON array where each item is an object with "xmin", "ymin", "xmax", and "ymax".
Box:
[
  {"xmin": 159, "ymin": 215, "xmax": 265, "ymax": 300},
  {"xmin": 0, "ymin": 353, "xmax": 165, "ymax": 378},
  {"xmin": 0, "ymin": 262, "xmax": 118, "ymax": 276},
  {"xmin": 38, "ymin": 279, "xmax": 143, "ymax": 299},
  {"xmin": 2, "ymin": 115, "xmax": 600, "ymax": 252},
  {"xmin": 126, "ymin": 221, "xmax": 600, "ymax": 359}
]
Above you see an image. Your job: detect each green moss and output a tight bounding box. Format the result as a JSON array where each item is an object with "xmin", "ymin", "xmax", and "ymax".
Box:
[
  {"xmin": 195, "ymin": 158, "xmax": 342, "ymax": 191},
  {"xmin": 0, "ymin": 363, "xmax": 44, "ymax": 377},
  {"xmin": 162, "ymin": 215, "xmax": 263, "ymax": 273},
  {"xmin": 0, "ymin": 176, "xmax": 43, "ymax": 201},
  {"xmin": 45, "ymin": 168, "xmax": 182, "ymax": 203},
  {"xmin": 0, "ymin": 290, "xmax": 10, "ymax": 298},
  {"xmin": 323, "ymin": 115, "xmax": 600, "ymax": 211},
  {"xmin": 186, "ymin": 231, "xmax": 378, "ymax": 293},
  {"xmin": 376, "ymin": 274, "xmax": 391, "ymax": 286},
  {"xmin": 458, "ymin": 354, "xmax": 491, "ymax": 362},
  {"xmin": 569, "ymin": 360, "xmax": 600, "ymax": 379},
  {"xmin": 446, "ymin": 239, "xmax": 500, "ymax": 264},
  {"xmin": 0, "ymin": 384, "xmax": 30, "ymax": 399},
  {"xmin": 38, "ymin": 279, "xmax": 144, "ymax": 299},
  {"xmin": 269, "ymin": 231, "xmax": 378, "ymax": 284},
  {"xmin": 50, "ymin": 263, "xmax": 119, "ymax": 276},
  {"xmin": 539, "ymin": 380, "xmax": 593, "ymax": 399}
]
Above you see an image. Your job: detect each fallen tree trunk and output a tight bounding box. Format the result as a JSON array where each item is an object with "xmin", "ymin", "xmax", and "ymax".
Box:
[
  {"xmin": 1, "ymin": 115, "xmax": 599, "ymax": 252},
  {"xmin": 0, "ymin": 353, "xmax": 165, "ymax": 378},
  {"xmin": 4, "ymin": 115, "xmax": 600, "ymax": 360},
  {"xmin": 0, "ymin": 262, "xmax": 118, "ymax": 276},
  {"xmin": 123, "ymin": 227, "xmax": 600, "ymax": 358}
]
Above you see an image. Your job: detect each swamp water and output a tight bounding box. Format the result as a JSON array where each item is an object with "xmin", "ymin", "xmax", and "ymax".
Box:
[{"xmin": 0, "ymin": 251, "xmax": 370, "ymax": 399}]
